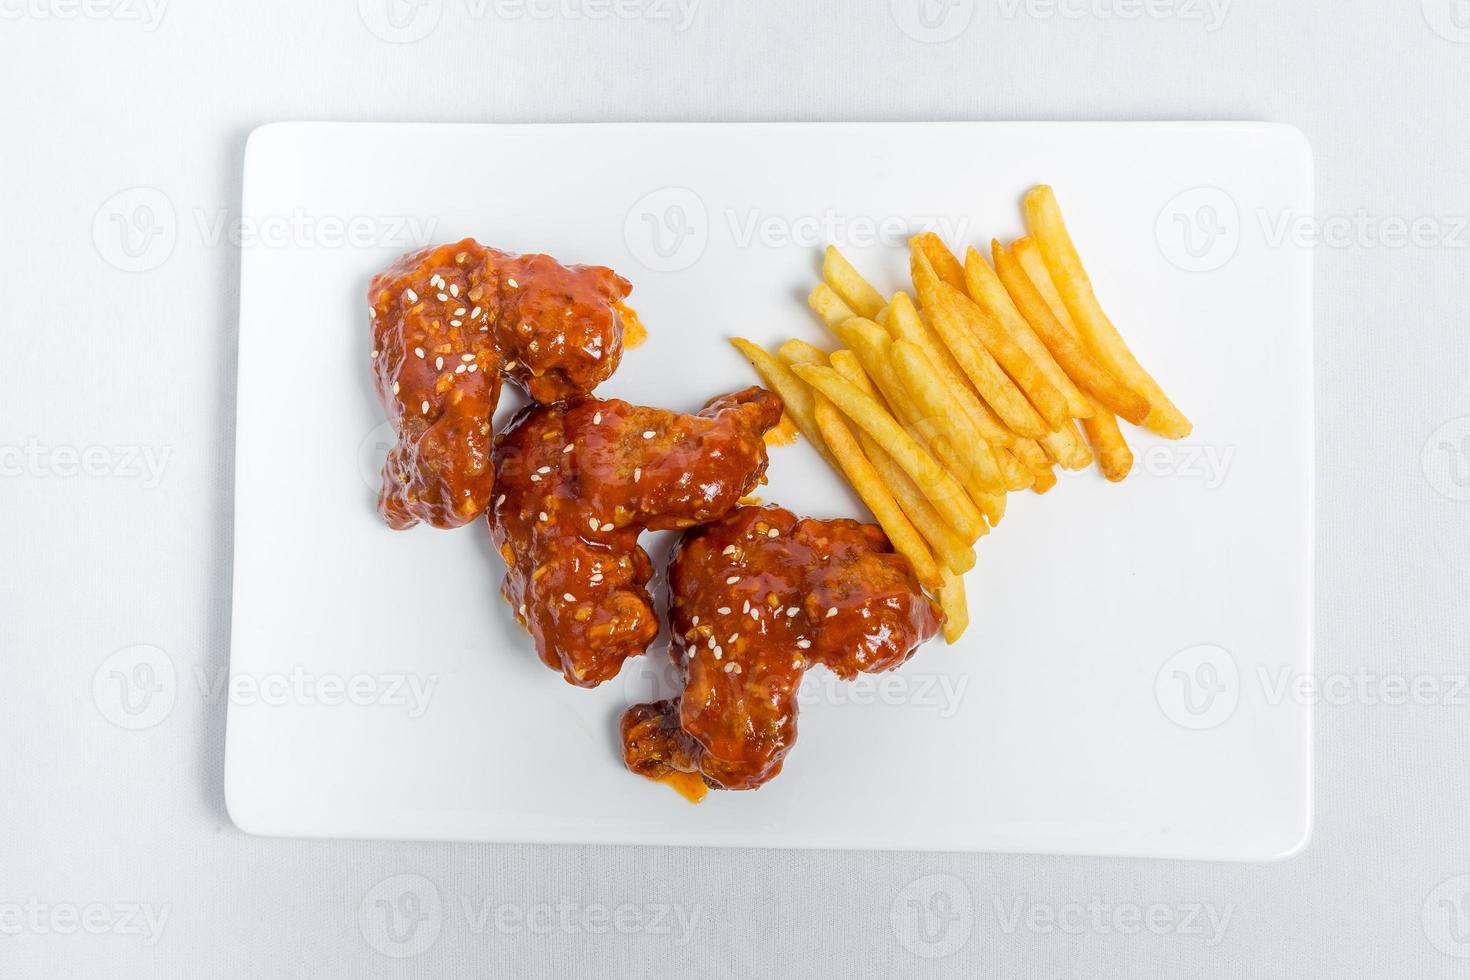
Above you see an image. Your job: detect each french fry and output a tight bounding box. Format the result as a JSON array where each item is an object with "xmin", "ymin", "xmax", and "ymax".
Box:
[
  {"xmin": 813, "ymin": 394, "xmax": 943, "ymax": 588},
  {"xmin": 938, "ymin": 570, "xmax": 968, "ymax": 644},
  {"xmin": 1011, "ymin": 237, "xmax": 1074, "ymax": 331},
  {"xmin": 964, "ymin": 245, "xmax": 1092, "ymax": 420},
  {"xmin": 1038, "ymin": 420, "xmax": 1093, "ymax": 472},
  {"xmin": 840, "ymin": 320, "xmax": 1011, "ymax": 528},
  {"xmin": 909, "ymin": 232, "xmax": 967, "ymax": 291},
  {"xmin": 924, "ymin": 250, "xmax": 1068, "ymax": 431},
  {"xmin": 911, "ymin": 250, "xmax": 1050, "ymax": 439},
  {"xmin": 777, "ymin": 338, "xmax": 830, "ymax": 368},
  {"xmin": 1080, "ymin": 412, "xmax": 1134, "ymax": 482},
  {"xmin": 831, "ymin": 351, "xmax": 978, "ymax": 576},
  {"xmin": 790, "ymin": 363, "xmax": 987, "ymax": 541},
  {"xmin": 834, "ymin": 319, "xmax": 999, "ymax": 528},
  {"xmin": 729, "ymin": 338, "xmax": 835, "ymax": 466},
  {"xmin": 887, "ymin": 292, "xmax": 1018, "ymax": 452},
  {"xmin": 822, "ymin": 246, "xmax": 886, "ymax": 319},
  {"xmin": 1013, "ymin": 236, "xmax": 1135, "ymax": 480},
  {"xmin": 830, "ymin": 318, "xmax": 925, "ymax": 424},
  {"xmin": 976, "ymin": 490, "xmax": 1006, "ymax": 527},
  {"xmin": 1014, "ymin": 437, "xmax": 1057, "ymax": 494},
  {"xmin": 994, "ymin": 447, "xmax": 1033, "ymax": 491},
  {"xmin": 992, "ymin": 240, "xmax": 1149, "ymax": 425},
  {"xmin": 890, "ymin": 340, "xmax": 1006, "ymax": 494},
  {"xmin": 1023, "ymin": 185, "xmax": 1192, "ymax": 438},
  {"xmin": 808, "ymin": 283, "xmax": 857, "ymax": 331}
]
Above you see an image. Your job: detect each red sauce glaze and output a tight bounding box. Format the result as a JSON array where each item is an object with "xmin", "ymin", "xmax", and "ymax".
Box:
[
  {"xmin": 622, "ymin": 505, "xmax": 942, "ymax": 792},
  {"xmin": 488, "ymin": 388, "xmax": 783, "ymax": 688},
  {"xmin": 369, "ymin": 239, "xmax": 633, "ymax": 530}
]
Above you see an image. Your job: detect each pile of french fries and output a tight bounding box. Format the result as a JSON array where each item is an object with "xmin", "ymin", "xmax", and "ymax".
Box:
[{"xmin": 732, "ymin": 186, "xmax": 1191, "ymax": 643}]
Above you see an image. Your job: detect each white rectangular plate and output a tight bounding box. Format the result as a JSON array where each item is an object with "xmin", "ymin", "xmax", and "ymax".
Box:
[{"xmin": 227, "ymin": 121, "xmax": 1312, "ymax": 859}]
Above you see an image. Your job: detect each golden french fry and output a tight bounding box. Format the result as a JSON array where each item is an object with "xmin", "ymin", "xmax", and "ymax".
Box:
[
  {"xmin": 938, "ymin": 570, "xmax": 968, "ymax": 644},
  {"xmin": 832, "ymin": 349, "xmax": 980, "ymax": 575},
  {"xmin": 1014, "ymin": 437, "xmax": 1057, "ymax": 494},
  {"xmin": 832, "ymin": 348, "xmax": 977, "ymax": 569},
  {"xmin": 1012, "ymin": 236, "xmax": 1074, "ymax": 331},
  {"xmin": 814, "ymin": 394, "xmax": 943, "ymax": 588},
  {"xmin": 777, "ymin": 338, "xmax": 830, "ymax": 367},
  {"xmin": 890, "ymin": 340, "xmax": 1005, "ymax": 494},
  {"xmin": 912, "ymin": 250, "xmax": 1050, "ymax": 439},
  {"xmin": 729, "ymin": 338, "xmax": 835, "ymax": 466},
  {"xmin": 923, "ymin": 250, "xmax": 1069, "ymax": 431},
  {"xmin": 1023, "ymin": 185, "xmax": 1192, "ymax": 438},
  {"xmin": 830, "ymin": 318, "xmax": 924, "ymax": 424},
  {"xmin": 1081, "ymin": 411, "xmax": 1134, "ymax": 482},
  {"xmin": 822, "ymin": 246, "xmax": 885, "ymax": 319},
  {"xmin": 965, "ymin": 245, "xmax": 1092, "ymax": 420},
  {"xmin": 994, "ymin": 447, "xmax": 1033, "ymax": 491},
  {"xmin": 887, "ymin": 292, "xmax": 1017, "ymax": 451},
  {"xmin": 993, "ymin": 240, "xmax": 1150, "ymax": 425},
  {"xmin": 1038, "ymin": 420, "xmax": 1093, "ymax": 472},
  {"xmin": 790, "ymin": 363, "xmax": 987, "ymax": 541},
  {"xmin": 909, "ymin": 232, "xmax": 967, "ymax": 291},
  {"xmin": 834, "ymin": 319, "xmax": 999, "ymax": 531},
  {"xmin": 1014, "ymin": 236, "xmax": 1135, "ymax": 480},
  {"xmin": 975, "ymin": 490, "xmax": 1005, "ymax": 527},
  {"xmin": 829, "ymin": 349, "xmax": 880, "ymax": 398},
  {"xmin": 808, "ymin": 283, "xmax": 857, "ymax": 331}
]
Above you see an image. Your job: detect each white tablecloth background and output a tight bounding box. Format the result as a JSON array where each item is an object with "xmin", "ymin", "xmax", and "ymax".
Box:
[{"xmin": 3, "ymin": 1, "xmax": 1468, "ymax": 976}]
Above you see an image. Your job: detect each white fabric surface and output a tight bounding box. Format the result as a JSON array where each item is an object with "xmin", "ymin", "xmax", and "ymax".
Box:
[{"xmin": 2, "ymin": 1, "xmax": 1468, "ymax": 976}]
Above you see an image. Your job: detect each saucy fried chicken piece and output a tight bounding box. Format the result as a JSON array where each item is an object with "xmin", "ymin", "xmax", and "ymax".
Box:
[
  {"xmin": 489, "ymin": 388, "xmax": 783, "ymax": 688},
  {"xmin": 621, "ymin": 505, "xmax": 942, "ymax": 793},
  {"xmin": 370, "ymin": 239, "xmax": 634, "ymax": 529}
]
